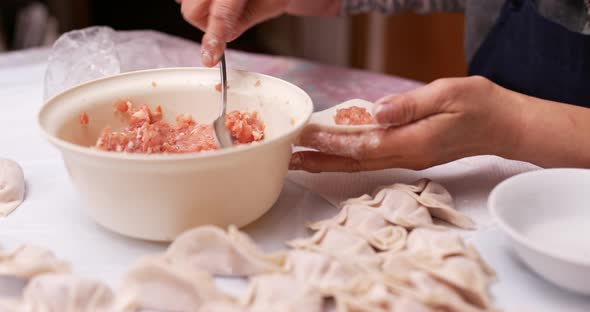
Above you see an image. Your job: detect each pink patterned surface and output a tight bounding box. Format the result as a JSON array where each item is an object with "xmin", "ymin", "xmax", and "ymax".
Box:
[
  {"xmin": 225, "ymin": 51, "xmax": 424, "ymax": 110},
  {"xmin": 37, "ymin": 28, "xmax": 422, "ymax": 110},
  {"xmin": 100, "ymin": 29, "xmax": 423, "ymax": 111}
]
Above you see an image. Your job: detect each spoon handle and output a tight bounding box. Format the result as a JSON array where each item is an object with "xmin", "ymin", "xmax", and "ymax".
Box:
[{"xmin": 219, "ymin": 54, "xmax": 227, "ymax": 117}]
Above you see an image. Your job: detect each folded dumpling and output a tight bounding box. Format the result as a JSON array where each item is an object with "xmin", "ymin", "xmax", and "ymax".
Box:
[
  {"xmin": 415, "ymin": 257, "xmax": 495, "ymax": 309},
  {"xmin": 406, "ymin": 228, "xmax": 495, "ymax": 277},
  {"xmin": 0, "ymin": 159, "xmax": 25, "ymax": 217},
  {"xmin": 286, "ymin": 250, "xmax": 375, "ymax": 295},
  {"xmin": 0, "ymin": 245, "xmax": 70, "ymax": 279},
  {"xmin": 166, "ymin": 225, "xmax": 287, "ymax": 277},
  {"xmin": 309, "ymin": 205, "xmax": 407, "ymax": 252},
  {"xmin": 241, "ymin": 274, "xmax": 323, "ymax": 312},
  {"xmin": 413, "ymin": 181, "xmax": 475, "ymax": 229},
  {"xmin": 334, "ymin": 282, "xmax": 398, "ymax": 312},
  {"xmin": 406, "ymin": 228, "xmax": 469, "ymax": 259},
  {"xmin": 400, "ymin": 272, "xmax": 489, "ymax": 312},
  {"xmin": 288, "ymin": 225, "xmax": 376, "ymax": 258},
  {"xmin": 117, "ymin": 256, "xmax": 231, "ymax": 312},
  {"xmin": 21, "ymin": 273, "xmax": 115, "ymax": 312},
  {"xmin": 198, "ymin": 301, "xmax": 249, "ymax": 312}
]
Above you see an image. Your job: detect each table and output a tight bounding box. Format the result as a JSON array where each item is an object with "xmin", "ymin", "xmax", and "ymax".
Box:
[{"xmin": 1, "ymin": 31, "xmax": 589, "ymax": 311}]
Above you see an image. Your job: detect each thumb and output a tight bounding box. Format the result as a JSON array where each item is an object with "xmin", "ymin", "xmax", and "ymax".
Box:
[
  {"xmin": 372, "ymin": 88, "xmax": 443, "ymax": 126},
  {"xmin": 201, "ymin": 0, "xmax": 246, "ymax": 66}
]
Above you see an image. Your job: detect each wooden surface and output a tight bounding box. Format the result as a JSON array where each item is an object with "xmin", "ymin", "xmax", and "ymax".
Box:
[
  {"xmin": 384, "ymin": 12, "xmax": 467, "ymax": 82},
  {"xmin": 351, "ymin": 12, "xmax": 467, "ymax": 83}
]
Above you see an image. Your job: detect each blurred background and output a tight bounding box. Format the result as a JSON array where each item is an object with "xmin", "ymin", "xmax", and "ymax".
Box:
[{"xmin": 0, "ymin": 0, "xmax": 466, "ymax": 82}]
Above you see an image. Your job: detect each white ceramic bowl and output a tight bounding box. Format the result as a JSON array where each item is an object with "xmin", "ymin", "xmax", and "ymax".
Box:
[
  {"xmin": 489, "ymin": 168, "xmax": 590, "ymax": 295},
  {"xmin": 38, "ymin": 68, "xmax": 313, "ymax": 242}
]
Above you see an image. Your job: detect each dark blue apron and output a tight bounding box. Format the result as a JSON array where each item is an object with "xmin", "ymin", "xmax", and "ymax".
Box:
[{"xmin": 468, "ymin": 0, "xmax": 590, "ymax": 108}]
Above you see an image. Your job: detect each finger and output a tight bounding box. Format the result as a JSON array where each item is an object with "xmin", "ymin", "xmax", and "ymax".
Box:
[
  {"xmin": 296, "ymin": 130, "xmax": 384, "ymax": 160},
  {"xmin": 289, "ymin": 152, "xmax": 424, "ymax": 173},
  {"xmin": 373, "ymin": 82, "xmax": 449, "ymax": 126},
  {"xmin": 201, "ymin": 0, "xmax": 247, "ymax": 66},
  {"xmin": 181, "ymin": 0, "xmax": 209, "ymax": 30}
]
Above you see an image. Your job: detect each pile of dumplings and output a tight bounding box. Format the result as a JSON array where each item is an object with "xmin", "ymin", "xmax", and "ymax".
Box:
[{"xmin": 0, "ymin": 179, "xmax": 500, "ymax": 312}]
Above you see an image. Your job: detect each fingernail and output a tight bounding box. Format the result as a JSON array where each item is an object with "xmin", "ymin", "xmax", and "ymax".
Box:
[
  {"xmin": 201, "ymin": 49, "xmax": 213, "ymax": 67},
  {"xmin": 373, "ymin": 101, "xmax": 400, "ymax": 126}
]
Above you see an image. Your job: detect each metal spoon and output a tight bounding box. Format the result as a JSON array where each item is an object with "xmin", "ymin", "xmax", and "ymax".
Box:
[{"xmin": 212, "ymin": 54, "xmax": 233, "ymax": 148}]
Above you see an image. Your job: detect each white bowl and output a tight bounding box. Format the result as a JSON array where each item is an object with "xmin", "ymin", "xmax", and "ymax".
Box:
[
  {"xmin": 489, "ymin": 168, "xmax": 590, "ymax": 295},
  {"xmin": 38, "ymin": 68, "xmax": 313, "ymax": 242}
]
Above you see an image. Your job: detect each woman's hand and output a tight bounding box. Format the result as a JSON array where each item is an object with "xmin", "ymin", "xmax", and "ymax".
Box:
[
  {"xmin": 290, "ymin": 76, "xmax": 527, "ymax": 172},
  {"xmin": 178, "ymin": 0, "xmax": 341, "ymax": 67}
]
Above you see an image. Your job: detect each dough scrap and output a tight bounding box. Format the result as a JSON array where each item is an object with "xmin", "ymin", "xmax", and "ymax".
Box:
[
  {"xmin": 166, "ymin": 225, "xmax": 287, "ymax": 277},
  {"xmin": 241, "ymin": 274, "xmax": 323, "ymax": 312},
  {"xmin": 116, "ymin": 255, "xmax": 230, "ymax": 312},
  {"xmin": 0, "ymin": 245, "xmax": 70, "ymax": 279},
  {"xmin": 0, "ymin": 159, "xmax": 25, "ymax": 217},
  {"xmin": 20, "ymin": 273, "xmax": 115, "ymax": 312}
]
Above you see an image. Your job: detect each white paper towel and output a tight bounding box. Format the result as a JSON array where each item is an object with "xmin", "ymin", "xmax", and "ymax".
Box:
[{"xmin": 288, "ymin": 155, "xmax": 540, "ymax": 233}]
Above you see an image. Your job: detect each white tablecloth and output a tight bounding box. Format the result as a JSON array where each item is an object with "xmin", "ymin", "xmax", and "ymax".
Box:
[{"xmin": 1, "ymin": 48, "xmax": 589, "ymax": 311}]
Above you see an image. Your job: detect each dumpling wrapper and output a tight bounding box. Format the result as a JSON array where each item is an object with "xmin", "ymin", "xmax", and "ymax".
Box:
[
  {"xmin": 406, "ymin": 228, "xmax": 495, "ymax": 276},
  {"xmin": 288, "ymin": 225, "xmax": 376, "ymax": 258},
  {"xmin": 241, "ymin": 274, "xmax": 323, "ymax": 312},
  {"xmin": 335, "ymin": 284, "xmax": 436, "ymax": 312},
  {"xmin": 0, "ymin": 159, "xmax": 25, "ymax": 217},
  {"xmin": 286, "ymin": 249, "xmax": 375, "ymax": 295},
  {"xmin": 198, "ymin": 301, "xmax": 249, "ymax": 312},
  {"xmin": 399, "ymin": 272, "xmax": 491, "ymax": 312},
  {"xmin": 342, "ymin": 179, "xmax": 474, "ymax": 230},
  {"xmin": 414, "ymin": 256, "xmax": 495, "ymax": 309},
  {"xmin": 334, "ymin": 283, "xmax": 397, "ymax": 312},
  {"xmin": 309, "ymin": 204, "xmax": 407, "ymax": 251},
  {"xmin": 166, "ymin": 225, "xmax": 287, "ymax": 277},
  {"xmin": 21, "ymin": 273, "xmax": 115, "ymax": 312},
  {"xmin": 0, "ymin": 245, "xmax": 70, "ymax": 279},
  {"xmin": 412, "ymin": 181, "xmax": 475, "ymax": 229},
  {"xmin": 0, "ymin": 297, "xmax": 22, "ymax": 312},
  {"xmin": 116, "ymin": 255, "xmax": 231, "ymax": 312}
]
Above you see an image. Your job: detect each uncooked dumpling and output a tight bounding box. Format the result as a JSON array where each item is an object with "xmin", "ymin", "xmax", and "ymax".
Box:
[
  {"xmin": 401, "ymin": 272, "xmax": 487, "ymax": 312},
  {"xmin": 0, "ymin": 245, "xmax": 70, "ymax": 279},
  {"xmin": 288, "ymin": 225, "xmax": 376, "ymax": 258},
  {"xmin": 413, "ymin": 181, "xmax": 475, "ymax": 229},
  {"xmin": 166, "ymin": 225, "xmax": 287, "ymax": 277},
  {"xmin": 415, "ymin": 257, "xmax": 494, "ymax": 309},
  {"xmin": 286, "ymin": 249, "xmax": 374, "ymax": 295},
  {"xmin": 198, "ymin": 301, "xmax": 248, "ymax": 312},
  {"xmin": 116, "ymin": 255, "xmax": 230, "ymax": 312},
  {"xmin": 406, "ymin": 228, "xmax": 495, "ymax": 277},
  {"xmin": 241, "ymin": 274, "xmax": 323, "ymax": 312},
  {"xmin": 0, "ymin": 159, "xmax": 25, "ymax": 217},
  {"xmin": 21, "ymin": 273, "xmax": 115, "ymax": 312},
  {"xmin": 406, "ymin": 228, "xmax": 469, "ymax": 259},
  {"xmin": 309, "ymin": 204, "xmax": 407, "ymax": 251},
  {"xmin": 369, "ymin": 187, "xmax": 438, "ymax": 229},
  {"xmin": 334, "ymin": 283, "xmax": 396, "ymax": 312}
]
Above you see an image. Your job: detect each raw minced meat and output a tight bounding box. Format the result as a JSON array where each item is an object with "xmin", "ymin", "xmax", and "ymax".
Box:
[
  {"xmin": 334, "ymin": 106, "xmax": 375, "ymax": 125},
  {"xmin": 91, "ymin": 101, "xmax": 265, "ymax": 154}
]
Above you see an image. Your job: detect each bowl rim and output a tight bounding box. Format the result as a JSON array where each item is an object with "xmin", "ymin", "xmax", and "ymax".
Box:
[
  {"xmin": 489, "ymin": 168, "xmax": 590, "ymax": 267},
  {"xmin": 37, "ymin": 67, "xmax": 314, "ymax": 162}
]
